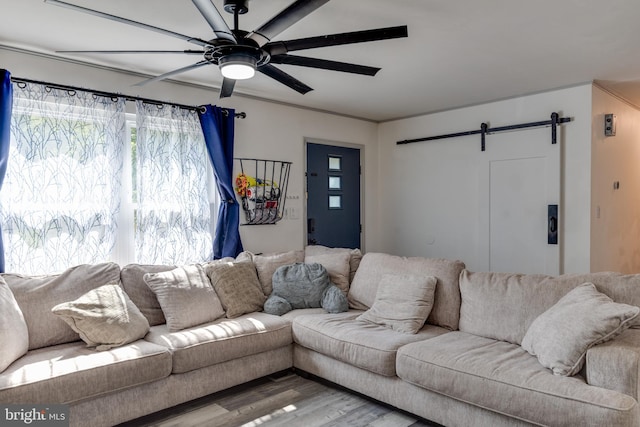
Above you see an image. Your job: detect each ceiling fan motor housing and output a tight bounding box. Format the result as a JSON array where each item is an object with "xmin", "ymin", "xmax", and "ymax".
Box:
[{"xmin": 224, "ymin": 0, "xmax": 249, "ymax": 14}]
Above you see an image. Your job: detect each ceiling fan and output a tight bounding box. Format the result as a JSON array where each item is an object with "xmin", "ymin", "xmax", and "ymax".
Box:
[{"xmin": 45, "ymin": 0, "xmax": 408, "ymax": 98}]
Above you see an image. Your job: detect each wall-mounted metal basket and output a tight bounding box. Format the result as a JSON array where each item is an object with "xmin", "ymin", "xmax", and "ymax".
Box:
[{"xmin": 234, "ymin": 158, "xmax": 292, "ymax": 225}]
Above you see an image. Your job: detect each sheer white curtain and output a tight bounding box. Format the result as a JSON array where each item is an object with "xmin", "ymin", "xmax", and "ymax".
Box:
[
  {"xmin": 0, "ymin": 82, "xmax": 126, "ymax": 274},
  {"xmin": 135, "ymin": 101, "xmax": 213, "ymax": 264}
]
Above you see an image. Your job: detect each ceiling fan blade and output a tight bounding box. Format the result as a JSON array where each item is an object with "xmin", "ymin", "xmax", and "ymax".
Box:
[
  {"xmin": 57, "ymin": 50, "xmax": 205, "ymax": 55},
  {"xmin": 44, "ymin": 0, "xmax": 210, "ymax": 47},
  {"xmin": 266, "ymin": 25, "xmax": 408, "ymax": 54},
  {"xmin": 270, "ymin": 55, "xmax": 380, "ymax": 76},
  {"xmin": 191, "ymin": 0, "xmax": 236, "ymax": 43},
  {"xmin": 134, "ymin": 60, "xmax": 211, "ymax": 87},
  {"xmin": 258, "ymin": 64, "xmax": 313, "ymax": 94},
  {"xmin": 220, "ymin": 78, "xmax": 236, "ymax": 98},
  {"xmin": 248, "ymin": 0, "xmax": 330, "ymax": 46}
]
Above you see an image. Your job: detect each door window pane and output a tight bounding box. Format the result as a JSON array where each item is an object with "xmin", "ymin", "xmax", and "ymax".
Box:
[
  {"xmin": 328, "ymin": 156, "xmax": 341, "ymax": 171},
  {"xmin": 329, "ymin": 176, "xmax": 341, "ymax": 190},
  {"xmin": 329, "ymin": 195, "xmax": 342, "ymax": 209}
]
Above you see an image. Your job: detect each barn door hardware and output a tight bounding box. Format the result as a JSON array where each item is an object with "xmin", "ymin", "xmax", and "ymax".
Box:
[{"xmin": 397, "ymin": 112, "xmax": 571, "ymax": 151}]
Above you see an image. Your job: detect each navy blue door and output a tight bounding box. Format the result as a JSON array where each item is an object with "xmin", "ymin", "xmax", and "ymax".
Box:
[{"xmin": 306, "ymin": 143, "xmax": 361, "ymax": 249}]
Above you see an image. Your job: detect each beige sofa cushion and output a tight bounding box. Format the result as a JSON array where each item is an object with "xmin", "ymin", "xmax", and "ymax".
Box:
[
  {"xmin": 304, "ymin": 251, "xmax": 351, "ymax": 295},
  {"xmin": 348, "ymin": 253, "xmax": 465, "ymax": 330},
  {"xmin": 586, "ymin": 328, "xmax": 640, "ymax": 399},
  {"xmin": 0, "ymin": 277, "xmax": 28, "ymax": 373},
  {"xmin": 357, "ymin": 274, "xmax": 437, "ymax": 334},
  {"xmin": 305, "ymin": 245, "xmax": 363, "ymax": 284},
  {"xmin": 120, "ymin": 264, "xmax": 175, "ymax": 326},
  {"xmin": 521, "ymin": 283, "xmax": 639, "ymax": 376},
  {"xmin": 51, "ymin": 283, "xmax": 150, "ymax": 350},
  {"xmin": 205, "ymin": 260, "xmax": 266, "ymax": 318},
  {"xmin": 145, "ymin": 312, "xmax": 291, "ymax": 374},
  {"xmin": 292, "ymin": 311, "xmax": 448, "ymax": 376},
  {"xmin": 396, "ymin": 331, "xmax": 638, "ymax": 427},
  {"xmin": 238, "ymin": 250, "xmax": 304, "ymax": 295},
  {"xmin": 144, "ymin": 264, "xmax": 225, "ymax": 331},
  {"xmin": 459, "ymin": 270, "xmax": 640, "ymax": 346},
  {"xmin": 4, "ymin": 263, "xmax": 122, "ymax": 350},
  {"xmin": 0, "ymin": 340, "xmax": 171, "ymax": 404}
]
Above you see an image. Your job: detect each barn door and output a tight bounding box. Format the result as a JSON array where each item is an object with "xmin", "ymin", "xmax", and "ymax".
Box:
[{"xmin": 478, "ymin": 127, "xmax": 561, "ymax": 275}]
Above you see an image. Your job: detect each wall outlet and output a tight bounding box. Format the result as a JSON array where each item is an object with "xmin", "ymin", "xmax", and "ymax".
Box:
[{"xmin": 604, "ymin": 114, "xmax": 616, "ymax": 136}]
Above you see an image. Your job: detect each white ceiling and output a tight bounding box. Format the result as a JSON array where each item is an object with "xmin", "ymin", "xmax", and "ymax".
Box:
[{"xmin": 2, "ymin": 0, "xmax": 640, "ymax": 121}]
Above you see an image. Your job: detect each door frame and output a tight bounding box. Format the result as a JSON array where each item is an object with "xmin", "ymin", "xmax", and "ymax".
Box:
[{"xmin": 304, "ymin": 138, "xmax": 365, "ymax": 250}]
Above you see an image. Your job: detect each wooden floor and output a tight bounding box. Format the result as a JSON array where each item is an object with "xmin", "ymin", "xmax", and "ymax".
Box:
[{"xmin": 118, "ymin": 371, "xmax": 439, "ymax": 427}]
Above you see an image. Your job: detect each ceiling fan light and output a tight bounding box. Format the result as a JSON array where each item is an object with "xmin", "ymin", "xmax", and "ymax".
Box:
[{"xmin": 219, "ymin": 53, "xmax": 257, "ymax": 80}]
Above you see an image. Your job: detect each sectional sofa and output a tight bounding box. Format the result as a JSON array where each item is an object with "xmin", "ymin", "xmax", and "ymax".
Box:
[{"xmin": 2, "ymin": 247, "xmax": 640, "ymax": 427}]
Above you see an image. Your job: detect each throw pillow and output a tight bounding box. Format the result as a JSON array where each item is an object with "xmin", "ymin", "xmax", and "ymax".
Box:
[
  {"xmin": 521, "ymin": 282, "xmax": 640, "ymax": 376},
  {"xmin": 304, "ymin": 252, "xmax": 351, "ymax": 295},
  {"xmin": 238, "ymin": 250, "xmax": 304, "ymax": 295},
  {"xmin": 51, "ymin": 283, "xmax": 150, "ymax": 351},
  {"xmin": 205, "ymin": 261, "xmax": 267, "ymax": 318},
  {"xmin": 357, "ymin": 274, "xmax": 437, "ymax": 334},
  {"xmin": 0, "ymin": 277, "xmax": 29, "ymax": 372},
  {"xmin": 264, "ymin": 263, "xmax": 348, "ymax": 316},
  {"xmin": 144, "ymin": 264, "xmax": 225, "ymax": 331},
  {"xmin": 4, "ymin": 262, "xmax": 122, "ymax": 350}
]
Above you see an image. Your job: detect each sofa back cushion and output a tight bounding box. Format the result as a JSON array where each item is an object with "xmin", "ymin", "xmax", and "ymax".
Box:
[
  {"xmin": 459, "ymin": 270, "xmax": 640, "ymax": 345},
  {"xmin": 348, "ymin": 253, "xmax": 465, "ymax": 330},
  {"xmin": 236, "ymin": 250, "xmax": 304, "ymax": 296},
  {"xmin": 3, "ymin": 263, "xmax": 122, "ymax": 350},
  {"xmin": 120, "ymin": 264, "xmax": 176, "ymax": 326},
  {"xmin": 304, "ymin": 245, "xmax": 363, "ymax": 284},
  {"xmin": 0, "ymin": 277, "xmax": 29, "ymax": 372}
]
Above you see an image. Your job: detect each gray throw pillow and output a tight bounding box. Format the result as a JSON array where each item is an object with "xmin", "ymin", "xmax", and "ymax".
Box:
[
  {"xmin": 357, "ymin": 274, "xmax": 437, "ymax": 334},
  {"xmin": 521, "ymin": 282, "xmax": 640, "ymax": 376},
  {"xmin": 52, "ymin": 283, "xmax": 150, "ymax": 351},
  {"xmin": 264, "ymin": 263, "xmax": 348, "ymax": 316}
]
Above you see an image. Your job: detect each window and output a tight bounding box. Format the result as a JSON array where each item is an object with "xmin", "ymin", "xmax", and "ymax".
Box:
[{"xmin": 0, "ymin": 83, "xmax": 217, "ymax": 274}]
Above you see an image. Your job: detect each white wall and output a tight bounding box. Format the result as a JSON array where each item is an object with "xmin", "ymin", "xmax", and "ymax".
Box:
[
  {"xmin": 1, "ymin": 47, "xmax": 379, "ymax": 255},
  {"xmin": 591, "ymin": 86, "xmax": 640, "ymax": 273},
  {"xmin": 377, "ymin": 85, "xmax": 593, "ymax": 273},
  {"xmin": 5, "ymin": 48, "xmax": 621, "ymax": 273}
]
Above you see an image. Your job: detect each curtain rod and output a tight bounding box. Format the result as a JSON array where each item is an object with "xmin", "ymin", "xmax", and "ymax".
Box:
[{"xmin": 10, "ymin": 76, "xmax": 247, "ymax": 119}]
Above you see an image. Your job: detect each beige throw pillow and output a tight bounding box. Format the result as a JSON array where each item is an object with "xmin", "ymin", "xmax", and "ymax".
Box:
[
  {"xmin": 357, "ymin": 274, "xmax": 437, "ymax": 334},
  {"xmin": 305, "ymin": 252, "xmax": 351, "ymax": 295},
  {"xmin": 521, "ymin": 282, "xmax": 640, "ymax": 376},
  {"xmin": 51, "ymin": 283, "xmax": 150, "ymax": 351},
  {"xmin": 205, "ymin": 261, "xmax": 267, "ymax": 318},
  {"xmin": 144, "ymin": 264, "xmax": 225, "ymax": 332},
  {"xmin": 0, "ymin": 277, "xmax": 29, "ymax": 372}
]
